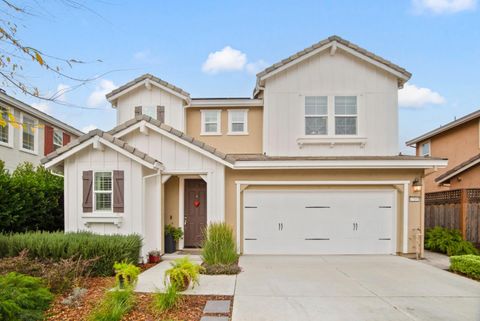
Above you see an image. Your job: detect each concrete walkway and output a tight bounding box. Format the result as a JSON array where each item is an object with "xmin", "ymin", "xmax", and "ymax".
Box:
[
  {"xmin": 421, "ymin": 250, "xmax": 451, "ymax": 270},
  {"xmin": 232, "ymin": 255, "xmax": 480, "ymax": 321},
  {"xmin": 135, "ymin": 254, "xmax": 236, "ymax": 295}
]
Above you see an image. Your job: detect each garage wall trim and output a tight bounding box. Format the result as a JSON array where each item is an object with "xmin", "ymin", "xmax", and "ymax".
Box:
[{"xmin": 235, "ymin": 180, "xmax": 411, "ymax": 254}]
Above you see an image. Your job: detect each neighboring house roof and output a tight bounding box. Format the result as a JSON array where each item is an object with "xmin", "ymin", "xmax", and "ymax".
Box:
[
  {"xmin": 0, "ymin": 91, "xmax": 84, "ymax": 136},
  {"xmin": 406, "ymin": 109, "xmax": 480, "ymax": 146},
  {"xmin": 253, "ymin": 35, "xmax": 412, "ymax": 97},
  {"xmin": 108, "ymin": 115, "xmax": 236, "ymax": 165},
  {"xmin": 435, "ymin": 153, "xmax": 480, "ymax": 184},
  {"xmin": 41, "ymin": 128, "xmax": 163, "ymax": 170},
  {"xmin": 106, "ymin": 74, "xmax": 190, "ymax": 105}
]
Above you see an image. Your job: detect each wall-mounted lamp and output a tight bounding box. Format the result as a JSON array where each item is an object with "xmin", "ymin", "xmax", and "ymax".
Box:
[{"xmin": 412, "ymin": 178, "xmax": 422, "ymax": 192}]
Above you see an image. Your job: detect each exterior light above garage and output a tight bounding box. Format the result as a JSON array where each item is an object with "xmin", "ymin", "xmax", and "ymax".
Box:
[{"xmin": 412, "ymin": 178, "xmax": 422, "ymax": 192}]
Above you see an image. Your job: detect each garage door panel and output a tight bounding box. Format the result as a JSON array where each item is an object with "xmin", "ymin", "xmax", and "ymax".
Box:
[{"xmin": 243, "ymin": 189, "xmax": 395, "ymax": 255}]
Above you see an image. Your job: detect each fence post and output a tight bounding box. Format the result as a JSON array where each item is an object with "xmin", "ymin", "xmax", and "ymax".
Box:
[{"xmin": 460, "ymin": 189, "xmax": 468, "ymax": 239}]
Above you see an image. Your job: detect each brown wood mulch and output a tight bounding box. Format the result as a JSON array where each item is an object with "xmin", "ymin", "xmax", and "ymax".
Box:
[{"xmin": 45, "ymin": 273, "xmax": 233, "ymax": 321}]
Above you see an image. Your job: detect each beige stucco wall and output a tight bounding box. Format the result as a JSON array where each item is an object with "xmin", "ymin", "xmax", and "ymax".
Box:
[
  {"xmin": 417, "ymin": 118, "xmax": 480, "ymax": 192},
  {"xmin": 186, "ymin": 107, "xmax": 263, "ymax": 154},
  {"xmin": 224, "ymin": 168, "xmax": 425, "ymax": 255}
]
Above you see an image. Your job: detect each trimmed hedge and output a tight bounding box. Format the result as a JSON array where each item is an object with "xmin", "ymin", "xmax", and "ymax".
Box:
[
  {"xmin": 450, "ymin": 255, "xmax": 480, "ymax": 280},
  {"xmin": 0, "ymin": 232, "xmax": 142, "ymax": 276},
  {"xmin": 424, "ymin": 227, "xmax": 479, "ymax": 256}
]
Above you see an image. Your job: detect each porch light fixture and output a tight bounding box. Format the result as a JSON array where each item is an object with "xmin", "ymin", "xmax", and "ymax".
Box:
[{"xmin": 412, "ymin": 178, "xmax": 422, "ymax": 192}]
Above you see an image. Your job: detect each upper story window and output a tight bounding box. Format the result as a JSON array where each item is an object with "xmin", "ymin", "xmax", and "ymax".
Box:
[
  {"xmin": 21, "ymin": 114, "xmax": 36, "ymax": 152},
  {"xmin": 201, "ymin": 110, "xmax": 221, "ymax": 135},
  {"xmin": 421, "ymin": 142, "xmax": 430, "ymax": 156},
  {"xmin": 305, "ymin": 96, "xmax": 328, "ymax": 135},
  {"xmin": 228, "ymin": 110, "xmax": 248, "ymax": 135},
  {"xmin": 53, "ymin": 129, "xmax": 63, "ymax": 151},
  {"xmin": 0, "ymin": 106, "xmax": 11, "ymax": 145},
  {"xmin": 334, "ymin": 96, "xmax": 357, "ymax": 135},
  {"xmin": 134, "ymin": 105, "xmax": 165, "ymax": 122},
  {"xmin": 94, "ymin": 171, "xmax": 112, "ymax": 212}
]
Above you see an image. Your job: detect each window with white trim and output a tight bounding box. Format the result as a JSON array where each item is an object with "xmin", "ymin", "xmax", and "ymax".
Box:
[
  {"xmin": 0, "ymin": 106, "xmax": 9, "ymax": 144},
  {"xmin": 53, "ymin": 129, "xmax": 63, "ymax": 151},
  {"xmin": 201, "ymin": 110, "xmax": 221, "ymax": 135},
  {"xmin": 334, "ymin": 96, "xmax": 357, "ymax": 135},
  {"xmin": 143, "ymin": 105, "xmax": 156, "ymax": 119},
  {"xmin": 228, "ymin": 110, "xmax": 247, "ymax": 134},
  {"xmin": 421, "ymin": 142, "xmax": 430, "ymax": 157},
  {"xmin": 94, "ymin": 171, "xmax": 112, "ymax": 212},
  {"xmin": 22, "ymin": 115, "xmax": 35, "ymax": 151},
  {"xmin": 305, "ymin": 96, "xmax": 328, "ymax": 135}
]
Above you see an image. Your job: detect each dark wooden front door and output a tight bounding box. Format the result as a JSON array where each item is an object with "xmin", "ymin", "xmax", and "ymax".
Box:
[{"xmin": 184, "ymin": 179, "xmax": 207, "ymax": 248}]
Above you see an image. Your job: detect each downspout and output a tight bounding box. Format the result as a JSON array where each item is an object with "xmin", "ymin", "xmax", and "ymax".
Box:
[{"xmin": 49, "ymin": 170, "xmax": 64, "ymax": 178}]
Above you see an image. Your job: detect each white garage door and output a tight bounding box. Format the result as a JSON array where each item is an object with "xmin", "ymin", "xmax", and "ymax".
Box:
[{"xmin": 243, "ymin": 189, "xmax": 396, "ymax": 255}]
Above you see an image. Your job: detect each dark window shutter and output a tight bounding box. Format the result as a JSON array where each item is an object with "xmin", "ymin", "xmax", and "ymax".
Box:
[
  {"xmin": 82, "ymin": 171, "xmax": 93, "ymax": 213},
  {"xmin": 134, "ymin": 106, "xmax": 142, "ymax": 117},
  {"xmin": 113, "ymin": 170, "xmax": 124, "ymax": 213},
  {"xmin": 44, "ymin": 125, "xmax": 54, "ymax": 156},
  {"xmin": 63, "ymin": 133, "xmax": 71, "ymax": 146},
  {"xmin": 157, "ymin": 106, "xmax": 165, "ymax": 123}
]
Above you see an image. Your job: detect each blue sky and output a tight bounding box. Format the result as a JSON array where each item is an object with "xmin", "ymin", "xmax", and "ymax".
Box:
[{"xmin": 8, "ymin": 0, "xmax": 480, "ymax": 153}]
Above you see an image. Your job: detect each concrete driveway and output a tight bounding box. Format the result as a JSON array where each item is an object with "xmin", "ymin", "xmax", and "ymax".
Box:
[{"xmin": 232, "ymin": 255, "xmax": 480, "ymax": 321}]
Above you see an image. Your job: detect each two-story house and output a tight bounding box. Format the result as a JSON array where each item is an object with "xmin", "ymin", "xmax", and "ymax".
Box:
[
  {"xmin": 407, "ymin": 109, "xmax": 480, "ymax": 192},
  {"xmin": 41, "ymin": 36, "xmax": 447, "ymax": 258},
  {"xmin": 0, "ymin": 91, "xmax": 83, "ymax": 172}
]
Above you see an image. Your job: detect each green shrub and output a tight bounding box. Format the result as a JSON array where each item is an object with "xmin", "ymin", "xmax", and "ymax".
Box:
[
  {"xmin": 164, "ymin": 257, "xmax": 203, "ymax": 291},
  {"xmin": 153, "ymin": 284, "xmax": 180, "ymax": 312},
  {"xmin": 0, "ymin": 161, "xmax": 64, "ymax": 233},
  {"xmin": 450, "ymin": 255, "xmax": 480, "ymax": 280},
  {"xmin": 0, "ymin": 272, "xmax": 54, "ymax": 321},
  {"xmin": 0, "ymin": 231, "xmax": 142, "ymax": 276},
  {"xmin": 88, "ymin": 287, "xmax": 135, "ymax": 321},
  {"xmin": 165, "ymin": 224, "xmax": 184, "ymax": 241},
  {"xmin": 114, "ymin": 261, "xmax": 141, "ymax": 289},
  {"xmin": 424, "ymin": 227, "xmax": 479, "ymax": 256},
  {"xmin": 201, "ymin": 223, "xmax": 240, "ymax": 274}
]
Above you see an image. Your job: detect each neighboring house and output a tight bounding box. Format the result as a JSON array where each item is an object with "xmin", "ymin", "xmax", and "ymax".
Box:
[
  {"xmin": 407, "ymin": 110, "xmax": 480, "ymax": 192},
  {"xmin": 42, "ymin": 36, "xmax": 447, "ymax": 259},
  {"xmin": 0, "ymin": 91, "xmax": 83, "ymax": 172}
]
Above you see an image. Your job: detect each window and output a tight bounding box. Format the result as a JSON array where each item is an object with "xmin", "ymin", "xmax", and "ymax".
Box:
[
  {"xmin": 228, "ymin": 110, "xmax": 248, "ymax": 134},
  {"xmin": 201, "ymin": 110, "xmax": 221, "ymax": 135},
  {"xmin": 305, "ymin": 96, "xmax": 328, "ymax": 135},
  {"xmin": 53, "ymin": 129, "xmax": 63, "ymax": 150},
  {"xmin": 335, "ymin": 96, "xmax": 357, "ymax": 135},
  {"xmin": 94, "ymin": 172, "xmax": 112, "ymax": 212},
  {"xmin": 143, "ymin": 106, "xmax": 157, "ymax": 119},
  {"xmin": 21, "ymin": 115, "xmax": 36, "ymax": 151},
  {"xmin": 0, "ymin": 107, "xmax": 9, "ymax": 144},
  {"xmin": 421, "ymin": 142, "xmax": 430, "ymax": 156}
]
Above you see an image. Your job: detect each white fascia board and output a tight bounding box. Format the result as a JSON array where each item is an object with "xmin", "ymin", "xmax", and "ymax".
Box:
[
  {"xmin": 189, "ymin": 99, "xmax": 263, "ymax": 108},
  {"xmin": 43, "ymin": 136, "xmax": 159, "ymax": 170},
  {"xmin": 112, "ymin": 121, "xmax": 234, "ymax": 168},
  {"xmin": 232, "ymin": 159, "xmax": 448, "ymax": 169},
  {"xmin": 107, "ymin": 80, "xmax": 190, "ymax": 106},
  {"xmin": 235, "ymin": 180, "xmax": 410, "ymax": 185},
  {"xmin": 436, "ymin": 157, "xmax": 480, "ymax": 184},
  {"xmin": 259, "ymin": 41, "xmax": 409, "ymax": 85}
]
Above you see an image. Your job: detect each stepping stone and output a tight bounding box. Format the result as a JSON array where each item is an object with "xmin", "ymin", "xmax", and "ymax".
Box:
[
  {"xmin": 200, "ymin": 317, "xmax": 229, "ymax": 321},
  {"xmin": 203, "ymin": 300, "xmax": 231, "ymax": 314}
]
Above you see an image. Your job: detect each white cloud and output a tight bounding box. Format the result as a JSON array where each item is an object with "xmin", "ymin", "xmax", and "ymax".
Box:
[
  {"xmin": 81, "ymin": 124, "xmax": 97, "ymax": 133},
  {"xmin": 246, "ymin": 60, "xmax": 269, "ymax": 75},
  {"xmin": 412, "ymin": 0, "xmax": 476, "ymax": 14},
  {"xmin": 87, "ymin": 79, "xmax": 117, "ymax": 107},
  {"xmin": 399, "ymin": 83, "xmax": 446, "ymax": 108},
  {"xmin": 55, "ymin": 83, "xmax": 70, "ymax": 102},
  {"xmin": 202, "ymin": 46, "xmax": 247, "ymax": 74},
  {"xmin": 31, "ymin": 102, "xmax": 50, "ymax": 113}
]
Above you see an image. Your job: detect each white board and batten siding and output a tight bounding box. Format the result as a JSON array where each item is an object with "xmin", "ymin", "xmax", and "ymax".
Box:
[
  {"xmin": 116, "ymin": 86, "xmax": 186, "ymax": 131},
  {"xmin": 263, "ymin": 49, "xmax": 399, "ymax": 156},
  {"xmin": 122, "ymin": 129, "xmax": 226, "ymax": 223}
]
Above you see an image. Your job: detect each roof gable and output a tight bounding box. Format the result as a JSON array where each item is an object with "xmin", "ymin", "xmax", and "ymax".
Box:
[{"xmin": 254, "ymin": 35, "xmax": 411, "ymax": 97}]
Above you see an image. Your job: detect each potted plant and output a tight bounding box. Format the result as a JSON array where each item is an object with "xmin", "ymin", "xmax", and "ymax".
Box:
[
  {"xmin": 114, "ymin": 261, "xmax": 141, "ymax": 289},
  {"xmin": 164, "ymin": 224, "xmax": 184, "ymax": 254},
  {"xmin": 164, "ymin": 256, "xmax": 203, "ymax": 291},
  {"xmin": 148, "ymin": 250, "xmax": 162, "ymax": 264}
]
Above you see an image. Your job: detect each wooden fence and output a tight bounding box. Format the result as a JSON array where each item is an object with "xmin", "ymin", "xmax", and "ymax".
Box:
[{"xmin": 425, "ymin": 189, "xmax": 480, "ymax": 244}]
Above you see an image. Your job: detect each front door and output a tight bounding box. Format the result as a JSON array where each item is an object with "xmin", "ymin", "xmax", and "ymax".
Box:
[{"xmin": 184, "ymin": 179, "xmax": 207, "ymax": 247}]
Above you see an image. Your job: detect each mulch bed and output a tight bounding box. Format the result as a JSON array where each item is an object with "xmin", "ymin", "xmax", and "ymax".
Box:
[{"xmin": 46, "ymin": 272, "xmax": 233, "ymax": 321}]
